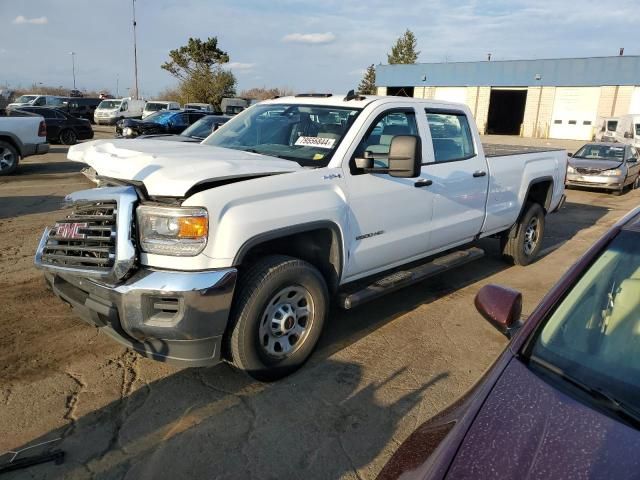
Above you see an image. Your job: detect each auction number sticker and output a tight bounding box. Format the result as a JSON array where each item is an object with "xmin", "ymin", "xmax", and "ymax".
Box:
[{"xmin": 295, "ymin": 136, "xmax": 336, "ymax": 149}]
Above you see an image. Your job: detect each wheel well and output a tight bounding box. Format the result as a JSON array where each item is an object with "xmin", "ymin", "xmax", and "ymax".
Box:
[
  {"xmin": 238, "ymin": 227, "xmax": 343, "ymax": 293},
  {"xmin": 0, "ymin": 135, "xmax": 21, "ymax": 156},
  {"xmin": 526, "ymin": 179, "xmax": 553, "ymax": 212}
]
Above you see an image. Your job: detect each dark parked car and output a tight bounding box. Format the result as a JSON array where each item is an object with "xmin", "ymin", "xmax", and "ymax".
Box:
[
  {"xmin": 566, "ymin": 142, "xmax": 640, "ymax": 195},
  {"xmin": 13, "ymin": 106, "xmax": 93, "ymax": 145},
  {"xmin": 138, "ymin": 114, "xmax": 231, "ymax": 142},
  {"xmin": 60, "ymin": 97, "xmax": 102, "ymax": 123},
  {"xmin": 380, "ymin": 206, "xmax": 640, "ymax": 480},
  {"xmin": 115, "ymin": 109, "xmax": 207, "ymax": 138}
]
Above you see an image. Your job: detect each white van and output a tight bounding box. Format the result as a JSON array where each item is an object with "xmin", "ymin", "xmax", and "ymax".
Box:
[
  {"xmin": 595, "ymin": 117, "xmax": 618, "ymax": 142},
  {"xmin": 220, "ymin": 97, "xmax": 249, "ymax": 116},
  {"xmin": 614, "ymin": 114, "xmax": 640, "ymax": 149},
  {"xmin": 142, "ymin": 100, "xmax": 180, "ymax": 119},
  {"xmin": 184, "ymin": 102, "xmax": 214, "ymax": 112},
  {"xmin": 94, "ymin": 98, "xmax": 146, "ymax": 125},
  {"xmin": 7, "ymin": 94, "xmax": 65, "ymax": 110}
]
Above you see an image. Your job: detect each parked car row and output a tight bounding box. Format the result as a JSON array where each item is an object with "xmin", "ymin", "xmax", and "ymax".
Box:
[{"xmin": 115, "ymin": 110, "xmax": 230, "ymax": 139}]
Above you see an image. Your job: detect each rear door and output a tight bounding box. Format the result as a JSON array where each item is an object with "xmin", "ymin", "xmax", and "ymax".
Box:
[
  {"xmin": 342, "ymin": 106, "xmax": 435, "ymax": 280},
  {"xmin": 420, "ymin": 108, "xmax": 489, "ymax": 251}
]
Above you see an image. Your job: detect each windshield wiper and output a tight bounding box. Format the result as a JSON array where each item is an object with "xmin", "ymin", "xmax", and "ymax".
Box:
[{"xmin": 529, "ymin": 356, "xmax": 640, "ymax": 427}]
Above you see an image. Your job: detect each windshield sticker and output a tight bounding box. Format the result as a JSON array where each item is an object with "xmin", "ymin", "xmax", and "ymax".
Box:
[
  {"xmin": 295, "ymin": 136, "xmax": 336, "ymax": 149},
  {"xmin": 313, "ymin": 153, "xmax": 325, "ymax": 161}
]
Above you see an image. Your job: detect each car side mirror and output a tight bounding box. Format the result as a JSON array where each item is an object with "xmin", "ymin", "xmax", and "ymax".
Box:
[
  {"xmin": 354, "ymin": 150, "xmax": 374, "ymax": 170},
  {"xmin": 474, "ymin": 284, "xmax": 522, "ymax": 337},
  {"xmin": 388, "ymin": 135, "xmax": 422, "ymax": 178},
  {"xmin": 567, "ymin": 152, "xmax": 573, "ymax": 157},
  {"xmin": 628, "ymin": 157, "xmax": 638, "ymax": 163}
]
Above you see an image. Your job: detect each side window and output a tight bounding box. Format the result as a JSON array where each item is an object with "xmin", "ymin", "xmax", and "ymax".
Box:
[
  {"xmin": 121, "ymin": 101, "xmax": 128, "ymax": 111},
  {"xmin": 358, "ymin": 110, "xmax": 417, "ymax": 166},
  {"xmin": 54, "ymin": 110, "xmax": 66, "ymax": 119},
  {"xmin": 173, "ymin": 113, "xmax": 189, "ymax": 127},
  {"xmin": 33, "ymin": 97, "xmax": 46, "ymax": 106},
  {"xmin": 426, "ymin": 110, "xmax": 475, "ymax": 162}
]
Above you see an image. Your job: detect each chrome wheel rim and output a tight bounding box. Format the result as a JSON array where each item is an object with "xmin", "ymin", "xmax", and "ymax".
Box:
[
  {"xmin": 0, "ymin": 147, "xmax": 15, "ymax": 171},
  {"xmin": 259, "ymin": 286, "xmax": 314, "ymax": 359},
  {"xmin": 523, "ymin": 217, "xmax": 539, "ymax": 255}
]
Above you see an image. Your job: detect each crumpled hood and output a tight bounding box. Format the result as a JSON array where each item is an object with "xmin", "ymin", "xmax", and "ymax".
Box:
[
  {"xmin": 570, "ymin": 158, "xmax": 623, "ymax": 171},
  {"xmin": 68, "ymin": 139, "xmax": 300, "ymax": 197},
  {"xmin": 446, "ymin": 359, "xmax": 640, "ymax": 479}
]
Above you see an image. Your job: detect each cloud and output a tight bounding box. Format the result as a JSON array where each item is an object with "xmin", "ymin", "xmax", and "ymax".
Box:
[
  {"xmin": 227, "ymin": 62, "xmax": 255, "ymax": 70},
  {"xmin": 13, "ymin": 15, "xmax": 48, "ymax": 25},
  {"xmin": 282, "ymin": 32, "xmax": 335, "ymax": 44}
]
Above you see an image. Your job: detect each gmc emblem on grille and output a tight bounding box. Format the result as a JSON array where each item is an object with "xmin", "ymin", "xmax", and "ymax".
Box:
[{"xmin": 54, "ymin": 222, "xmax": 88, "ymax": 239}]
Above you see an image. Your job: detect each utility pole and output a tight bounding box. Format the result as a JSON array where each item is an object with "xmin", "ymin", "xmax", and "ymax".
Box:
[
  {"xmin": 70, "ymin": 52, "xmax": 76, "ymax": 90},
  {"xmin": 132, "ymin": 0, "xmax": 139, "ymax": 99},
  {"xmin": 116, "ymin": 74, "xmax": 119, "ymax": 97}
]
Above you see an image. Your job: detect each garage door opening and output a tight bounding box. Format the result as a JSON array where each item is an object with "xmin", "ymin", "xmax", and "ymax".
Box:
[
  {"xmin": 387, "ymin": 86, "xmax": 414, "ymax": 97},
  {"xmin": 487, "ymin": 89, "xmax": 527, "ymax": 135}
]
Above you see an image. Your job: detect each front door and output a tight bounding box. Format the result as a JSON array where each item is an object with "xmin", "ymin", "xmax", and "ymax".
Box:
[{"xmin": 342, "ymin": 107, "xmax": 435, "ymax": 281}]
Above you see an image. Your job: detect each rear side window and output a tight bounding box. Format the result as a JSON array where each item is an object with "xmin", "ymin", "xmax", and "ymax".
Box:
[{"xmin": 425, "ymin": 110, "xmax": 475, "ymax": 162}]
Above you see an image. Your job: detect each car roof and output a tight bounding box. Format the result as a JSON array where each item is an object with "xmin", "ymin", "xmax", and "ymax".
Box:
[
  {"xmin": 581, "ymin": 142, "xmax": 626, "ymax": 147},
  {"xmin": 260, "ymin": 94, "xmax": 469, "ymax": 110}
]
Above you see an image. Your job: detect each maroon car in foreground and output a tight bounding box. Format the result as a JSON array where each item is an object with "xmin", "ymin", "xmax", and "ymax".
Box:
[{"xmin": 380, "ymin": 207, "xmax": 640, "ymax": 479}]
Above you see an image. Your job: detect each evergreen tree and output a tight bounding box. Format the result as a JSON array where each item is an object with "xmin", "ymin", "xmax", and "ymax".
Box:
[
  {"xmin": 387, "ymin": 29, "xmax": 420, "ymax": 64},
  {"xmin": 358, "ymin": 64, "xmax": 377, "ymax": 95}
]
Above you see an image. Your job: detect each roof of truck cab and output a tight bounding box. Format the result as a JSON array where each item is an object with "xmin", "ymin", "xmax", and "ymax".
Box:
[{"xmin": 260, "ymin": 95, "xmax": 468, "ymax": 109}]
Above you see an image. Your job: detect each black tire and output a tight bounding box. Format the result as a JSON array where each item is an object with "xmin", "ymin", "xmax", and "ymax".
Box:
[
  {"xmin": 227, "ymin": 255, "xmax": 328, "ymax": 381},
  {"xmin": 59, "ymin": 129, "xmax": 77, "ymax": 146},
  {"xmin": 634, "ymin": 175, "xmax": 640, "ymax": 190},
  {"xmin": 501, "ymin": 202, "xmax": 545, "ymax": 266},
  {"xmin": 0, "ymin": 140, "xmax": 19, "ymax": 176}
]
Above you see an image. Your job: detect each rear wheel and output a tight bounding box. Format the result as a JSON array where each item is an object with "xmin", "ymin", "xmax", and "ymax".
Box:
[
  {"xmin": 227, "ymin": 255, "xmax": 328, "ymax": 381},
  {"xmin": 0, "ymin": 141, "xmax": 19, "ymax": 176},
  {"xmin": 633, "ymin": 175, "xmax": 640, "ymax": 190},
  {"xmin": 59, "ymin": 129, "xmax": 77, "ymax": 145},
  {"xmin": 501, "ymin": 202, "xmax": 545, "ymax": 266}
]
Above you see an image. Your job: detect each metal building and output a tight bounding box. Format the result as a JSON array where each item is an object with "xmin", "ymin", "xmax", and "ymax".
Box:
[{"xmin": 376, "ymin": 56, "xmax": 640, "ymax": 140}]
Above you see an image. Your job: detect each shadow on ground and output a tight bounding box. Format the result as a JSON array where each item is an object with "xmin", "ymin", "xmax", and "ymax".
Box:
[
  {"xmin": 0, "ymin": 196, "xmax": 65, "ymax": 219},
  {"xmin": 0, "ymin": 199, "xmax": 609, "ymax": 479},
  {"xmin": 14, "ymin": 161, "xmax": 83, "ymax": 176}
]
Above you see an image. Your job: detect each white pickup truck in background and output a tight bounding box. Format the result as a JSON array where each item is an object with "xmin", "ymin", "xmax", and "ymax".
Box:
[
  {"xmin": 35, "ymin": 93, "xmax": 566, "ymax": 380},
  {"xmin": 0, "ymin": 114, "xmax": 49, "ymax": 175}
]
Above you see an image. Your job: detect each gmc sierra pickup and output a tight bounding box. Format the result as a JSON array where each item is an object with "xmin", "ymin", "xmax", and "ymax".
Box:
[
  {"xmin": 35, "ymin": 93, "xmax": 566, "ymax": 380},
  {"xmin": 0, "ymin": 114, "xmax": 49, "ymax": 175}
]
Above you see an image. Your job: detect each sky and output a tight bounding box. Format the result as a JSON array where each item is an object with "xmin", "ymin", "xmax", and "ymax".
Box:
[{"xmin": 1, "ymin": 0, "xmax": 638, "ymax": 98}]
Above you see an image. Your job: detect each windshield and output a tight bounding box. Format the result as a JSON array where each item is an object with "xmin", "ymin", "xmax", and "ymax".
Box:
[
  {"xmin": 635, "ymin": 124, "xmax": 640, "ymax": 137},
  {"xmin": 607, "ymin": 120, "xmax": 618, "ymax": 132},
  {"xmin": 144, "ymin": 110, "xmax": 175, "ymax": 124},
  {"xmin": 98, "ymin": 100, "xmax": 121, "ymax": 110},
  {"xmin": 529, "ymin": 230, "xmax": 640, "ymax": 412},
  {"xmin": 204, "ymin": 104, "xmax": 360, "ymax": 166},
  {"xmin": 14, "ymin": 95, "xmax": 37, "ymax": 104},
  {"xmin": 574, "ymin": 144, "xmax": 624, "ymax": 161},
  {"xmin": 145, "ymin": 102, "xmax": 168, "ymax": 112},
  {"xmin": 181, "ymin": 116, "xmax": 224, "ymax": 139}
]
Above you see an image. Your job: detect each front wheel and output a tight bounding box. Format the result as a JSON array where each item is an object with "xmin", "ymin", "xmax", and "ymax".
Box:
[
  {"xmin": 501, "ymin": 202, "xmax": 545, "ymax": 266},
  {"xmin": 227, "ymin": 255, "xmax": 328, "ymax": 381}
]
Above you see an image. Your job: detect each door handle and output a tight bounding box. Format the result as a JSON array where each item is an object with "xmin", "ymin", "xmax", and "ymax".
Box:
[
  {"xmin": 473, "ymin": 170, "xmax": 487, "ymax": 178},
  {"xmin": 414, "ymin": 179, "xmax": 433, "ymax": 188}
]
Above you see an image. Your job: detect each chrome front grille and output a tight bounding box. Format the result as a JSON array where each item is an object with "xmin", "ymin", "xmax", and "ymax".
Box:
[
  {"xmin": 35, "ymin": 186, "xmax": 138, "ymax": 283},
  {"xmin": 41, "ymin": 202, "xmax": 117, "ymax": 271},
  {"xmin": 576, "ymin": 167, "xmax": 603, "ymax": 175}
]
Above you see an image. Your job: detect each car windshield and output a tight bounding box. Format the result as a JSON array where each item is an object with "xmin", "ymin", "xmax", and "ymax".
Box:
[
  {"xmin": 98, "ymin": 100, "xmax": 121, "ymax": 109},
  {"xmin": 145, "ymin": 102, "xmax": 168, "ymax": 112},
  {"xmin": 144, "ymin": 110, "xmax": 175, "ymax": 124},
  {"xmin": 204, "ymin": 104, "xmax": 360, "ymax": 166},
  {"xmin": 607, "ymin": 120, "xmax": 618, "ymax": 132},
  {"xmin": 529, "ymin": 230, "xmax": 640, "ymax": 411},
  {"xmin": 14, "ymin": 95, "xmax": 37, "ymax": 104},
  {"xmin": 181, "ymin": 116, "xmax": 221, "ymax": 139},
  {"xmin": 573, "ymin": 144, "xmax": 625, "ymax": 161}
]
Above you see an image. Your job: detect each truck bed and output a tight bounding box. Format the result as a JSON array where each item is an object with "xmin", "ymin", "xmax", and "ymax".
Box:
[{"xmin": 482, "ymin": 143, "xmax": 564, "ymax": 158}]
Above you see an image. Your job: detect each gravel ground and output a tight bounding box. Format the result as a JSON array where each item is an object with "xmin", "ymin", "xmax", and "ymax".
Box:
[{"xmin": 0, "ymin": 132, "xmax": 637, "ymax": 479}]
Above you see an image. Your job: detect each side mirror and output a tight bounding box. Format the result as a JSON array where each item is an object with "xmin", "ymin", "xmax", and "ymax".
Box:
[
  {"xmin": 628, "ymin": 157, "xmax": 638, "ymax": 163},
  {"xmin": 354, "ymin": 150, "xmax": 374, "ymax": 170},
  {"xmin": 388, "ymin": 135, "xmax": 422, "ymax": 178},
  {"xmin": 567, "ymin": 152, "xmax": 573, "ymax": 157},
  {"xmin": 474, "ymin": 284, "xmax": 522, "ymax": 337}
]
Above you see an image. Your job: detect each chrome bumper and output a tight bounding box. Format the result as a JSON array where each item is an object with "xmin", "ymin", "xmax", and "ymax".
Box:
[
  {"xmin": 566, "ymin": 173, "xmax": 624, "ymax": 190},
  {"xmin": 44, "ymin": 268, "xmax": 237, "ymax": 366}
]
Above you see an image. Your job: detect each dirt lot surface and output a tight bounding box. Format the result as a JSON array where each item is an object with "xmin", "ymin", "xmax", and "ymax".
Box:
[{"xmin": 0, "ymin": 133, "xmax": 637, "ymax": 479}]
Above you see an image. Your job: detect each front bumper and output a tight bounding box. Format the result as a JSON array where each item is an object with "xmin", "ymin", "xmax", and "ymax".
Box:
[
  {"xmin": 566, "ymin": 173, "xmax": 624, "ymax": 191},
  {"xmin": 95, "ymin": 117, "xmax": 117, "ymax": 125},
  {"xmin": 44, "ymin": 268, "xmax": 237, "ymax": 366}
]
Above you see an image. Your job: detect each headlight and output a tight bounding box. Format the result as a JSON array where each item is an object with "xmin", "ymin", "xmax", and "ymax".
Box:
[
  {"xmin": 567, "ymin": 165, "xmax": 576, "ymax": 174},
  {"xmin": 602, "ymin": 169, "xmax": 623, "ymax": 176},
  {"xmin": 137, "ymin": 206, "xmax": 208, "ymax": 256},
  {"xmin": 123, "ymin": 127, "xmax": 133, "ymax": 137}
]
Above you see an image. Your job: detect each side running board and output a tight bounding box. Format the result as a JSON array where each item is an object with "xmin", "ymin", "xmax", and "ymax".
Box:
[{"xmin": 338, "ymin": 247, "xmax": 484, "ymax": 310}]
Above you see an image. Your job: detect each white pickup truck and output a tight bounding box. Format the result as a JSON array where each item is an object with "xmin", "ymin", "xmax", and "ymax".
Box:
[
  {"xmin": 0, "ymin": 115, "xmax": 49, "ymax": 175},
  {"xmin": 35, "ymin": 93, "xmax": 566, "ymax": 380}
]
